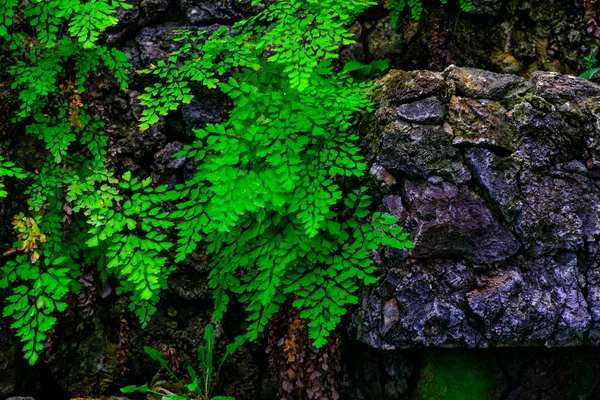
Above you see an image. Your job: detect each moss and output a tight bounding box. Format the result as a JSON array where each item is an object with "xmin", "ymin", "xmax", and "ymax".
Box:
[{"xmin": 412, "ymin": 350, "xmax": 501, "ymax": 400}]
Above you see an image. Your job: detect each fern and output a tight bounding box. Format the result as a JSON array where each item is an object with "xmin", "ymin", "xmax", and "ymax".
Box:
[
  {"xmin": 0, "ymin": 156, "xmax": 26, "ymax": 198},
  {"xmin": 0, "ymin": 0, "xmax": 133, "ymax": 364},
  {"xmin": 137, "ymin": 0, "xmax": 413, "ymax": 347},
  {"xmin": 386, "ymin": 0, "xmax": 472, "ymax": 25}
]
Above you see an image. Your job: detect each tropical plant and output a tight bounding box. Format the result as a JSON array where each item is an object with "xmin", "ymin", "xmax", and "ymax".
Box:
[
  {"xmin": 135, "ymin": 0, "xmax": 413, "ymax": 349},
  {"xmin": 581, "ymin": 53, "xmax": 600, "ymax": 79},
  {"xmin": 0, "ymin": 0, "xmax": 133, "ymax": 364},
  {"xmin": 121, "ymin": 324, "xmax": 243, "ymax": 400},
  {"xmin": 1, "ymin": 0, "xmax": 413, "ymax": 367}
]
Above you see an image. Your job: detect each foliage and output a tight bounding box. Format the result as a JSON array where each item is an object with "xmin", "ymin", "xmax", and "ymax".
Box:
[
  {"xmin": 343, "ymin": 59, "xmax": 390, "ymax": 79},
  {"xmin": 386, "ymin": 0, "xmax": 472, "ymax": 26},
  {"xmin": 0, "ymin": 0, "xmax": 133, "ymax": 364},
  {"xmin": 136, "ymin": 0, "xmax": 413, "ymax": 349},
  {"xmin": 581, "ymin": 54, "xmax": 600, "ymax": 79},
  {"xmin": 0, "ymin": 156, "xmax": 26, "ymax": 198},
  {"xmin": 1, "ymin": 0, "xmax": 413, "ymax": 368},
  {"xmin": 121, "ymin": 324, "xmax": 242, "ymax": 400}
]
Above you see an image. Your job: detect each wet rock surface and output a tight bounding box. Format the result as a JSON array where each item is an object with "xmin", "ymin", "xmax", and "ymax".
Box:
[{"xmin": 357, "ymin": 66, "xmax": 600, "ymax": 350}]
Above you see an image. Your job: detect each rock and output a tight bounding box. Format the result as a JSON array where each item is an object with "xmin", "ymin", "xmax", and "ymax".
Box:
[
  {"xmin": 516, "ymin": 170, "xmax": 600, "ymax": 256},
  {"xmin": 153, "ymin": 142, "xmax": 186, "ymax": 173},
  {"xmin": 369, "ymin": 163, "xmax": 397, "ymax": 187},
  {"xmin": 447, "ymin": 96, "xmax": 515, "ymax": 151},
  {"xmin": 445, "ymin": 66, "xmax": 528, "ymax": 100},
  {"xmin": 139, "ymin": 0, "xmax": 172, "ymax": 25},
  {"xmin": 509, "ymin": 101, "xmax": 593, "ymax": 168},
  {"xmin": 383, "ymin": 195, "xmax": 408, "ymax": 223},
  {"xmin": 396, "ymin": 96, "xmax": 446, "ymax": 124},
  {"xmin": 177, "ymin": 0, "xmax": 257, "ymax": 25},
  {"xmin": 532, "ymin": 71, "xmax": 600, "ymax": 105},
  {"xmin": 381, "ymin": 70, "xmax": 447, "ymax": 104},
  {"xmin": 469, "ymin": 0, "xmax": 505, "ymax": 17},
  {"xmin": 467, "ymin": 254, "xmax": 590, "ymax": 346},
  {"xmin": 465, "ymin": 147, "xmax": 522, "ymax": 222},
  {"xmin": 353, "ymin": 260, "xmax": 481, "ymax": 349},
  {"xmin": 365, "ymin": 19, "xmax": 411, "ymax": 65},
  {"xmin": 406, "ymin": 181, "xmax": 520, "ymax": 263},
  {"xmin": 50, "ymin": 318, "xmax": 124, "ymax": 397},
  {"xmin": 177, "ymin": 89, "xmax": 228, "ymax": 136},
  {"xmin": 377, "ymin": 120, "xmax": 471, "ymax": 183},
  {"xmin": 381, "ymin": 298, "xmax": 400, "ymax": 335}
]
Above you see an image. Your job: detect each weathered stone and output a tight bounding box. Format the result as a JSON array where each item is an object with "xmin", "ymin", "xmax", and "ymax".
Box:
[
  {"xmin": 177, "ymin": 88, "xmax": 228, "ymax": 136},
  {"xmin": 381, "ymin": 298, "xmax": 400, "ymax": 335},
  {"xmin": 532, "ymin": 71, "xmax": 600, "ymax": 105},
  {"xmin": 470, "ymin": 0, "xmax": 504, "ymax": 17},
  {"xmin": 396, "ymin": 96, "xmax": 446, "ymax": 124},
  {"xmin": 381, "ymin": 70, "xmax": 447, "ymax": 104},
  {"xmin": 445, "ymin": 65, "xmax": 528, "ymax": 100},
  {"xmin": 369, "ymin": 163, "xmax": 397, "ymax": 187},
  {"xmin": 358, "ymin": 261, "xmax": 480, "ymax": 348},
  {"xmin": 177, "ymin": 0, "xmax": 258, "ymax": 25},
  {"xmin": 153, "ymin": 141, "xmax": 186, "ymax": 173},
  {"xmin": 509, "ymin": 101, "xmax": 593, "ymax": 168},
  {"xmin": 383, "ymin": 195, "xmax": 408, "ymax": 223},
  {"xmin": 139, "ymin": 0, "xmax": 172, "ymax": 25},
  {"xmin": 447, "ymin": 96, "xmax": 515, "ymax": 151},
  {"xmin": 516, "ymin": 170, "xmax": 600, "ymax": 256},
  {"xmin": 467, "ymin": 254, "xmax": 590, "ymax": 346},
  {"xmin": 465, "ymin": 147, "xmax": 522, "ymax": 222},
  {"xmin": 406, "ymin": 181, "xmax": 520, "ymax": 263},
  {"xmin": 378, "ymin": 120, "xmax": 471, "ymax": 183}
]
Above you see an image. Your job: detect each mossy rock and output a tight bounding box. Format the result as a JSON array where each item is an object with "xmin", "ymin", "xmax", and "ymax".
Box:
[{"xmin": 412, "ymin": 350, "xmax": 505, "ymax": 400}]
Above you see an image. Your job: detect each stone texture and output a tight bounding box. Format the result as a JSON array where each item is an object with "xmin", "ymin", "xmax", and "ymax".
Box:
[
  {"xmin": 396, "ymin": 96, "xmax": 446, "ymax": 124},
  {"xmin": 377, "ymin": 120, "xmax": 470, "ymax": 183},
  {"xmin": 380, "ymin": 70, "xmax": 447, "ymax": 104},
  {"xmin": 177, "ymin": 0, "xmax": 258, "ymax": 25},
  {"xmin": 356, "ymin": 67, "xmax": 600, "ymax": 351},
  {"xmin": 406, "ymin": 181, "xmax": 520, "ymax": 264},
  {"xmin": 516, "ymin": 170, "xmax": 600, "ymax": 256},
  {"xmin": 445, "ymin": 66, "xmax": 528, "ymax": 100},
  {"xmin": 465, "ymin": 147, "xmax": 522, "ymax": 222},
  {"xmin": 467, "ymin": 255, "xmax": 590, "ymax": 346},
  {"xmin": 532, "ymin": 71, "xmax": 600, "ymax": 105},
  {"xmin": 447, "ymin": 96, "xmax": 515, "ymax": 151}
]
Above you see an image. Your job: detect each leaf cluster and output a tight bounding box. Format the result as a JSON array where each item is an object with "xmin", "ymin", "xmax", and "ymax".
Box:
[
  {"xmin": 386, "ymin": 0, "xmax": 472, "ymax": 26},
  {"xmin": 122, "ymin": 324, "xmax": 242, "ymax": 400},
  {"xmin": 136, "ymin": 0, "xmax": 414, "ymax": 348},
  {"xmin": 0, "ymin": 0, "xmax": 133, "ymax": 365}
]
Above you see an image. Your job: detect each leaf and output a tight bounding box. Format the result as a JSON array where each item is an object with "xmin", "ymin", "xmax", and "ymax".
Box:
[{"xmin": 121, "ymin": 384, "xmax": 154, "ymax": 393}]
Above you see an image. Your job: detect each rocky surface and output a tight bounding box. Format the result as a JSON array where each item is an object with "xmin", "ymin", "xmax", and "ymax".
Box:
[
  {"xmin": 355, "ymin": 66, "xmax": 600, "ymax": 352},
  {"xmin": 3, "ymin": 0, "xmax": 600, "ymax": 398}
]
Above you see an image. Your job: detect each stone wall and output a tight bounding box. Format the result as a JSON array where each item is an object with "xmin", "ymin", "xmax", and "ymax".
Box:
[
  {"xmin": 3, "ymin": 0, "xmax": 600, "ymax": 399},
  {"xmin": 354, "ymin": 66, "xmax": 600, "ymax": 349}
]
